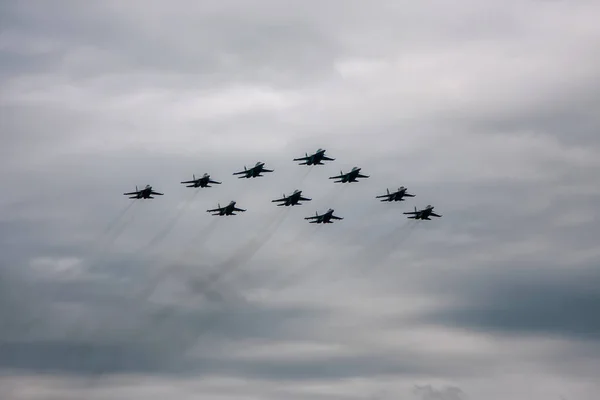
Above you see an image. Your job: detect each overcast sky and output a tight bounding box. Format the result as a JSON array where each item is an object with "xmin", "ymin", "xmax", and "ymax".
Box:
[{"xmin": 1, "ymin": 1, "xmax": 600, "ymax": 399}]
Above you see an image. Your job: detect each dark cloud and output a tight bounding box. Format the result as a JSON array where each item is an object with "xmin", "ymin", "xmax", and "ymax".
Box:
[{"xmin": 413, "ymin": 266, "xmax": 600, "ymax": 342}]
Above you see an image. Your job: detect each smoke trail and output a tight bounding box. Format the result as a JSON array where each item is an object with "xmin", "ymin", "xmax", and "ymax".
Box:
[
  {"xmin": 263, "ymin": 223, "xmax": 321, "ymax": 290},
  {"xmin": 319, "ymin": 183, "xmax": 350, "ymax": 206},
  {"xmin": 87, "ymin": 202, "xmax": 140, "ymax": 271},
  {"xmin": 296, "ymin": 165, "xmax": 314, "ymax": 185},
  {"xmin": 361, "ymin": 219, "xmax": 420, "ymax": 273},
  {"xmin": 189, "ymin": 208, "xmax": 289, "ymax": 297},
  {"xmin": 138, "ymin": 217, "xmax": 221, "ymax": 301},
  {"xmin": 136, "ymin": 189, "xmax": 200, "ymax": 254},
  {"xmin": 101, "ymin": 201, "xmax": 136, "ymax": 236},
  {"xmin": 85, "ymin": 201, "xmax": 136, "ymax": 261}
]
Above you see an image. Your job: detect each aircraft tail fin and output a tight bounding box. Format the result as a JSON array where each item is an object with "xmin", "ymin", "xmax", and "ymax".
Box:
[{"xmin": 387, "ymin": 188, "xmax": 390, "ymax": 194}]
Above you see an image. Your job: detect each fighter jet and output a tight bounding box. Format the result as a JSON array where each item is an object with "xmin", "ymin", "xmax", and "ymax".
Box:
[
  {"xmin": 271, "ymin": 190, "xmax": 312, "ymax": 206},
  {"xmin": 304, "ymin": 209, "xmax": 343, "ymax": 224},
  {"xmin": 376, "ymin": 186, "xmax": 415, "ymax": 202},
  {"xmin": 329, "ymin": 167, "xmax": 369, "ymax": 183},
  {"xmin": 207, "ymin": 201, "xmax": 246, "ymax": 216},
  {"xmin": 123, "ymin": 185, "xmax": 164, "ymax": 199},
  {"xmin": 233, "ymin": 161, "xmax": 274, "ymax": 178},
  {"xmin": 180, "ymin": 173, "xmax": 221, "ymax": 188},
  {"xmin": 403, "ymin": 205, "xmax": 442, "ymax": 220},
  {"xmin": 293, "ymin": 148, "xmax": 335, "ymax": 165}
]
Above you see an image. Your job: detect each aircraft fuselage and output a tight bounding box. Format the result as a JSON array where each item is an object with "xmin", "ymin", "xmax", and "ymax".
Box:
[
  {"xmin": 390, "ymin": 189, "xmax": 407, "ymax": 201},
  {"xmin": 413, "ymin": 207, "xmax": 437, "ymax": 220},
  {"xmin": 341, "ymin": 169, "xmax": 362, "ymax": 182},
  {"xmin": 305, "ymin": 151, "xmax": 326, "ymax": 165},
  {"xmin": 221, "ymin": 202, "xmax": 237, "ymax": 215},
  {"xmin": 138, "ymin": 186, "xmax": 153, "ymax": 198}
]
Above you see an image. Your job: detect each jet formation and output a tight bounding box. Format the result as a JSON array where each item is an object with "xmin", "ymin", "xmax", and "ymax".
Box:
[{"xmin": 123, "ymin": 148, "xmax": 441, "ymax": 222}]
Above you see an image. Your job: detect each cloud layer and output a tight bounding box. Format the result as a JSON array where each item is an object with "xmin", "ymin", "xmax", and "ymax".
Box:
[{"xmin": 1, "ymin": 1, "xmax": 600, "ymax": 399}]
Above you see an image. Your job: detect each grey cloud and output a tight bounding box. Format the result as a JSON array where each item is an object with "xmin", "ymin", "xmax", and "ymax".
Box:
[
  {"xmin": 413, "ymin": 385, "xmax": 467, "ymax": 400},
  {"xmin": 413, "ymin": 266, "xmax": 600, "ymax": 342},
  {"xmin": 2, "ymin": 0, "xmax": 600, "ymax": 398},
  {"xmin": 0, "ymin": 1, "xmax": 343, "ymax": 87}
]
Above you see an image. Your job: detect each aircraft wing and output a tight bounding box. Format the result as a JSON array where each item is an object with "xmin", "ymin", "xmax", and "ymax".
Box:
[
  {"xmin": 356, "ymin": 173, "xmax": 369, "ymax": 178},
  {"xmin": 232, "ymin": 207, "xmax": 246, "ymax": 212},
  {"xmin": 208, "ymin": 180, "xmax": 222, "ymax": 184},
  {"xmin": 207, "ymin": 207, "xmax": 224, "ymax": 213},
  {"xmin": 404, "ymin": 193, "xmax": 415, "ymax": 197},
  {"xmin": 271, "ymin": 196, "xmax": 287, "ymax": 202},
  {"xmin": 180, "ymin": 180, "xmax": 197, "ymax": 184},
  {"xmin": 322, "ymin": 156, "xmax": 335, "ymax": 161},
  {"xmin": 375, "ymin": 193, "xmax": 391, "ymax": 199},
  {"xmin": 403, "ymin": 210, "xmax": 419, "ymax": 215},
  {"xmin": 330, "ymin": 215, "xmax": 343, "ymax": 220},
  {"xmin": 304, "ymin": 215, "xmax": 320, "ymax": 220},
  {"xmin": 233, "ymin": 166, "xmax": 252, "ymax": 175},
  {"xmin": 430, "ymin": 212, "xmax": 442, "ymax": 217},
  {"xmin": 123, "ymin": 191, "xmax": 140, "ymax": 195},
  {"xmin": 328, "ymin": 173, "xmax": 346, "ymax": 180},
  {"xmin": 293, "ymin": 156, "xmax": 309, "ymax": 161},
  {"xmin": 262, "ymin": 168, "xmax": 274, "ymax": 173},
  {"xmin": 150, "ymin": 191, "xmax": 163, "ymax": 195},
  {"xmin": 298, "ymin": 196, "xmax": 312, "ymax": 201}
]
